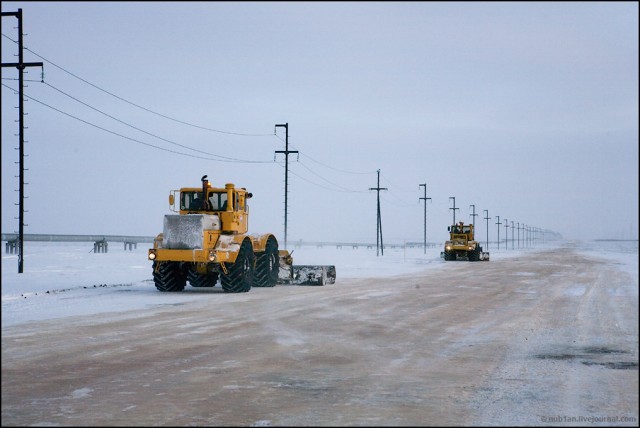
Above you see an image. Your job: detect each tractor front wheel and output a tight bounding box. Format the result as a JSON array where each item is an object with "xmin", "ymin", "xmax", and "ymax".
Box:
[{"xmin": 153, "ymin": 261, "xmax": 187, "ymax": 292}]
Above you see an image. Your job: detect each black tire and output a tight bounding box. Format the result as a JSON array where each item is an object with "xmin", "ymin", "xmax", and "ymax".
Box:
[
  {"xmin": 187, "ymin": 269, "xmax": 219, "ymax": 287},
  {"xmin": 153, "ymin": 261, "xmax": 187, "ymax": 292},
  {"xmin": 220, "ymin": 239, "xmax": 254, "ymax": 293},
  {"xmin": 469, "ymin": 247, "xmax": 480, "ymax": 261},
  {"xmin": 444, "ymin": 250, "xmax": 455, "ymax": 261},
  {"xmin": 253, "ymin": 236, "xmax": 279, "ymax": 287}
]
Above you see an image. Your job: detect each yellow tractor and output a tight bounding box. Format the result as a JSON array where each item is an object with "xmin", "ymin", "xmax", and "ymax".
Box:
[
  {"xmin": 148, "ymin": 175, "xmax": 335, "ymax": 292},
  {"xmin": 442, "ymin": 221, "xmax": 490, "ymax": 261}
]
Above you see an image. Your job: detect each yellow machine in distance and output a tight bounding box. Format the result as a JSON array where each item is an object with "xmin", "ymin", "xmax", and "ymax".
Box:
[
  {"xmin": 148, "ymin": 175, "xmax": 336, "ymax": 292},
  {"xmin": 442, "ymin": 221, "xmax": 490, "ymax": 261}
]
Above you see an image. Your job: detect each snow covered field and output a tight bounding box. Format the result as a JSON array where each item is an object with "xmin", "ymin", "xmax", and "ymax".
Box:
[{"xmin": 1, "ymin": 239, "xmax": 637, "ymax": 328}]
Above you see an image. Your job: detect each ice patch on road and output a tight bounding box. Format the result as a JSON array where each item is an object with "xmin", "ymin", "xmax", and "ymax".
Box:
[{"xmin": 70, "ymin": 387, "xmax": 92, "ymax": 399}]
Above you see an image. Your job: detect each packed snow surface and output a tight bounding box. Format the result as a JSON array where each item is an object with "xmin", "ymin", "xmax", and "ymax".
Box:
[{"xmin": 2, "ymin": 239, "xmax": 637, "ymax": 328}]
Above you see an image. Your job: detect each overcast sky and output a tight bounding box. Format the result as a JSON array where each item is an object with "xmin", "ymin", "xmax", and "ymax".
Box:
[{"xmin": 2, "ymin": 1, "xmax": 638, "ymax": 246}]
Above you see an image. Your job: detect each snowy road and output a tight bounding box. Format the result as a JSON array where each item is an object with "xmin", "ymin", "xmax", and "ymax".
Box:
[{"xmin": 1, "ymin": 245, "xmax": 638, "ymax": 426}]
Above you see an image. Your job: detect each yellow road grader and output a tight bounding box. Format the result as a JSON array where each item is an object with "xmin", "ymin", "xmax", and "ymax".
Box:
[
  {"xmin": 148, "ymin": 176, "xmax": 335, "ymax": 292},
  {"xmin": 442, "ymin": 221, "xmax": 490, "ymax": 261}
]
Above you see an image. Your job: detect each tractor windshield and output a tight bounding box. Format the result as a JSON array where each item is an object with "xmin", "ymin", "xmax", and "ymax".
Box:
[
  {"xmin": 207, "ymin": 192, "xmax": 229, "ymax": 211},
  {"xmin": 181, "ymin": 191, "xmax": 205, "ymax": 211},
  {"xmin": 181, "ymin": 191, "xmax": 229, "ymax": 211}
]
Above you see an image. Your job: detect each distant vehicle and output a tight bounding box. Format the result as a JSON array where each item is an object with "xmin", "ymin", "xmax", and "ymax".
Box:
[{"xmin": 442, "ymin": 221, "xmax": 489, "ymax": 261}]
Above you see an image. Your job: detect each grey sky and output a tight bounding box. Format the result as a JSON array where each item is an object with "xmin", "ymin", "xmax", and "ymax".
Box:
[{"xmin": 2, "ymin": 1, "xmax": 638, "ymax": 245}]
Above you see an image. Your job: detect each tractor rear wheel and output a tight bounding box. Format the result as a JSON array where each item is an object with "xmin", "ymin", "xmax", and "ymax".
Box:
[
  {"xmin": 254, "ymin": 236, "xmax": 279, "ymax": 287},
  {"xmin": 153, "ymin": 261, "xmax": 187, "ymax": 292},
  {"xmin": 220, "ymin": 239, "xmax": 254, "ymax": 293}
]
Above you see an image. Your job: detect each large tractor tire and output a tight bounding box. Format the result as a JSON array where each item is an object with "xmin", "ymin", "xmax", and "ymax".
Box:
[
  {"xmin": 153, "ymin": 261, "xmax": 187, "ymax": 292},
  {"xmin": 253, "ymin": 236, "xmax": 279, "ymax": 287},
  {"xmin": 220, "ymin": 239, "xmax": 254, "ymax": 293},
  {"xmin": 444, "ymin": 250, "xmax": 455, "ymax": 261},
  {"xmin": 468, "ymin": 248, "xmax": 480, "ymax": 261},
  {"xmin": 188, "ymin": 269, "xmax": 219, "ymax": 287}
]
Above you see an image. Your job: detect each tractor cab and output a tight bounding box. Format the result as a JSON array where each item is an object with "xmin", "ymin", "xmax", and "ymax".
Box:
[
  {"xmin": 448, "ymin": 222, "xmax": 474, "ymax": 242},
  {"xmin": 170, "ymin": 175, "xmax": 252, "ymax": 234}
]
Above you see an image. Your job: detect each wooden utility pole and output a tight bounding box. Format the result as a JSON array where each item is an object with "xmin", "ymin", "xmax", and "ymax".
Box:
[
  {"xmin": 449, "ymin": 197, "xmax": 458, "ymax": 225},
  {"xmin": 469, "ymin": 204, "xmax": 478, "ymax": 228},
  {"xmin": 511, "ymin": 221, "xmax": 515, "ymax": 250},
  {"xmin": 370, "ymin": 170, "xmax": 387, "ymax": 256},
  {"xmin": 2, "ymin": 8, "xmax": 44, "ymax": 273},
  {"xmin": 418, "ymin": 183, "xmax": 431, "ymax": 254},
  {"xmin": 274, "ymin": 123, "xmax": 297, "ymax": 250},
  {"xmin": 504, "ymin": 219, "xmax": 509, "ymax": 250},
  {"xmin": 483, "ymin": 210, "xmax": 491, "ymax": 250}
]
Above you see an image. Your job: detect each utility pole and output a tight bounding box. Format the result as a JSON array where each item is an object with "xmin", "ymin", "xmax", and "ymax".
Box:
[
  {"xmin": 511, "ymin": 220, "xmax": 515, "ymax": 250},
  {"xmin": 483, "ymin": 210, "xmax": 490, "ymax": 250},
  {"xmin": 531, "ymin": 226, "xmax": 536, "ymax": 247},
  {"xmin": 449, "ymin": 197, "xmax": 459, "ymax": 225},
  {"xmin": 418, "ymin": 183, "xmax": 431, "ymax": 254},
  {"xmin": 504, "ymin": 219, "xmax": 509, "ymax": 250},
  {"xmin": 495, "ymin": 216, "xmax": 502, "ymax": 250},
  {"xmin": 2, "ymin": 8, "xmax": 44, "ymax": 273},
  {"xmin": 369, "ymin": 169, "xmax": 387, "ymax": 256},
  {"xmin": 517, "ymin": 222, "xmax": 521, "ymax": 249},
  {"xmin": 469, "ymin": 204, "xmax": 478, "ymax": 229},
  {"xmin": 274, "ymin": 123, "xmax": 298, "ymax": 250}
]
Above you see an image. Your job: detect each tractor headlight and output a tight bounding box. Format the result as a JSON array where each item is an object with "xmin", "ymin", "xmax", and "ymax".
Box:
[
  {"xmin": 445, "ymin": 245, "xmax": 451, "ymax": 251},
  {"xmin": 208, "ymin": 251, "xmax": 216, "ymax": 262},
  {"xmin": 148, "ymin": 250, "xmax": 156, "ymax": 260}
]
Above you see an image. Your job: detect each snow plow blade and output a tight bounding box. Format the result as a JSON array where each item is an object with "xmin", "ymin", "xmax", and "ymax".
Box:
[
  {"xmin": 277, "ymin": 250, "xmax": 336, "ymax": 285},
  {"xmin": 439, "ymin": 251, "xmax": 490, "ymax": 261}
]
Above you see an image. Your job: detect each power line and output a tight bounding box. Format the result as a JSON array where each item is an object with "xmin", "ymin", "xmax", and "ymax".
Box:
[
  {"xmin": 286, "ymin": 167, "xmax": 356, "ymax": 193},
  {"xmin": 1, "ymin": 77, "xmax": 42, "ymax": 82},
  {"xmin": 380, "ymin": 191, "xmax": 419, "ymax": 207},
  {"xmin": 2, "ymin": 83, "xmax": 271, "ymax": 163},
  {"xmin": 41, "ymin": 81, "xmax": 267, "ymax": 163},
  {"xmin": 380, "ymin": 173, "xmax": 414, "ymax": 192},
  {"xmin": 299, "ymin": 151, "xmax": 376, "ymax": 175},
  {"xmin": 297, "ymin": 161, "xmax": 369, "ymax": 193},
  {"xmin": 2, "ymin": 33, "xmax": 274, "ymax": 137}
]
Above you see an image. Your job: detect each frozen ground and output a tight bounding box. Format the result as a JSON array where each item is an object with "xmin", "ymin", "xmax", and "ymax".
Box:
[
  {"xmin": 1, "ymin": 239, "xmax": 638, "ymax": 426},
  {"xmin": 1, "ymin": 239, "xmax": 637, "ymax": 328}
]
